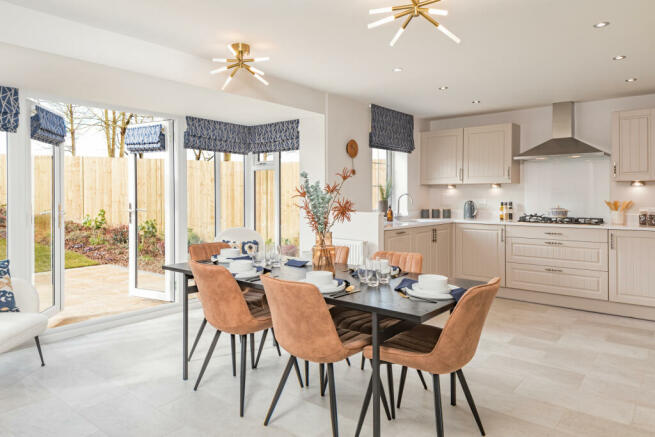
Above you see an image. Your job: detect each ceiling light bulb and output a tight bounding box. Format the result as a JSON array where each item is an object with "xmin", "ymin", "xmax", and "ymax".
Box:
[
  {"xmin": 210, "ymin": 66, "xmax": 228, "ymax": 75},
  {"xmin": 437, "ymin": 24, "xmax": 461, "ymax": 44},
  {"xmin": 438, "ymin": 86, "xmax": 448, "ymax": 90},
  {"xmin": 612, "ymin": 55, "xmax": 627, "ymax": 61},
  {"xmin": 368, "ymin": 15, "xmax": 395, "ymax": 29},
  {"xmin": 631, "ymin": 181, "xmax": 645, "ymax": 187},
  {"xmin": 212, "ymin": 58, "xmax": 228, "ymax": 63},
  {"xmin": 222, "ymin": 75, "xmax": 233, "ymax": 90},
  {"xmin": 428, "ymin": 9, "xmax": 448, "ymax": 16},
  {"xmin": 250, "ymin": 66, "xmax": 265, "ymax": 75},
  {"xmin": 227, "ymin": 44, "xmax": 237, "ymax": 55},
  {"xmin": 253, "ymin": 57, "xmax": 270, "ymax": 63},
  {"xmin": 370, "ymin": 7, "xmax": 393, "ymax": 14},
  {"xmin": 254, "ymin": 74, "xmax": 269, "ymax": 86},
  {"xmin": 393, "ymin": 67, "xmax": 403, "ymax": 72},
  {"xmin": 626, "ymin": 77, "xmax": 638, "ymax": 82},
  {"xmin": 390, "ymin": 27, "xmax": 405, "ymax": 47},
  {"xmin": 593, "ymin": 21, "xmax": 610, "ymax": 28}
]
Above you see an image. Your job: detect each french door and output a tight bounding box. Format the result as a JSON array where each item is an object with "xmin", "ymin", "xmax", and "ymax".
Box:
[
  {"xmin": 128, "ymin": 120, "xmax": 175, "ymax": 301},
  {"xmin": 248, "ymin": 152, "xmax": 280, "ymax": 245}
]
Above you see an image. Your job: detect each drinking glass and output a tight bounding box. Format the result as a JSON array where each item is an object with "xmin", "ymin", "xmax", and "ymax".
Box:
[
  {"xmin": 270, "ymin": 245, "xmax": 282, "ymax": 268},
  {"xmin": 357, "ymin": 264, "xmax": 367, "ymax": 284},
  {"xmin": 366, "ymin": 259, "xmax": 379, "ymax": 287},
  {"xmin": 377, "ymin": 259, "xmax": 391, "ymax": 284},
  {"xmin": 253, "ymin": 250, "xmax": 265, "ymax": 268}
]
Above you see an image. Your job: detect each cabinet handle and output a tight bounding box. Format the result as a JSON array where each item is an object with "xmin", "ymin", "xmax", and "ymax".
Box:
[
  {"xmin": 545, "ymin": 241, "xmax": 562, "ymax": 246},
  {"xmin": 432, "ymin": 228, "xmax": 437, "ymax": 243},
  {"xmin": 507, "ymin": 166, "xmax": 511, "ymax": 179},
  {"xmin": 459, "ymin": 168, "xmax": 463, "ymax": 181},
  {"xmin": 544, "ymin": 232, "xmax": 563, "ymax": 236},
  {"xmin": 396, "ymin": 231, "xmax": 406, "ymax": 235},
  {"xmin": 612, "ymin": 162, "xmax": 617, "ymax": 177},
  {"xmin": 610, "ymin": 233, "xmax": 614, "ymax": 250},
  {"xmin": 500, "ymin": 228, "xmax": 505, "ymax": 242},
  {"xmin": 545, "ymin": 268, "xmax": 563, "ymax": 273}
]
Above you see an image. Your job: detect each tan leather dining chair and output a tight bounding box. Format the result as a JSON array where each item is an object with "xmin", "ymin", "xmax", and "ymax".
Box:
[
  {"xmin": 333, "ymin": 245, "xmax": 350, "ymax": 265},
  {"xmin": 189, "ymin": 261, "xmax": 301, "ymax": 417},
  {"xmin": 357, "ymin": 278, "xmax": 501, "ymax": 437},
  {"xmin": 371, "ymin": 250, "xmax": 423, "ymax": 274},
  {"xmin": 187, "ymin": 243, "xmax": 276, "ymax": 366},
  {"xmin": 261, "ymin": 275, "xmax": 380, "ymax": 437}
]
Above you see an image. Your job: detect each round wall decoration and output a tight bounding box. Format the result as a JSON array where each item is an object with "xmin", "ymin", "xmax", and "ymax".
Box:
[{"xmin": 346, "ymin": 139, "xmax": 358, "ymax": 175}]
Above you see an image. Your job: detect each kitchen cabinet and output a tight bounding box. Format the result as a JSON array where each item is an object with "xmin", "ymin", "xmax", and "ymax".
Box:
[
  {"xmin": 506, "ymin": 237, "xmax": 608, "ymax": 272},
  {"xmin": 384, "ymin": 229, "xmax": 413, "ymax": 254},
  {"xmin": 611, "ymin": 109, "xmax": 654, "ymax": 181},
  {"xmin": 506, "ymin": 263, "xmax": 608, "ymax": 300},
  {"xmin": 420, "ymin": 129, "xmax": 463, "ymax": 185},
  {"xmin": 383, "ymin": 224, "xmax": 451, "ymax": 276},
  {"xmin": 463, "ymin": 123, "xmax": 520, "ymax": 184},
  {"xmin": 454, "ymin": 224, "xmax": 505, "ymax": 286},
  {"xmin": 609, "ymin": 230, "xmax": 655, "ymax": 307},
  {"xmin": 435, "ymin": 225, "xmax": 452, "ymax": 277}
]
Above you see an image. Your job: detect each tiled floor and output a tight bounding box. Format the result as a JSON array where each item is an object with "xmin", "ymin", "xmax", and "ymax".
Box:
[{"xmin": 2, "ymin": 298, "xmax": 655, "ymax": 436}]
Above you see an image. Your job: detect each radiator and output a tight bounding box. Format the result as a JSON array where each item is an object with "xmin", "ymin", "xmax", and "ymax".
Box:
[{"xmin": 332, "ymin": 238, "xmax": 366, "ymax": 266}]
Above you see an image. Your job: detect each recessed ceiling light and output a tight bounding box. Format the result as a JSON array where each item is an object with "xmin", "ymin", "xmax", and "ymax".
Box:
[
  {"xmin": 438, "ymin": 86, "xmax": 448, "ymax": 91},
  {"xmin": 625, "ymin": 77, "xmax": 638, "ymax": 83},
  {"xmin": 593, "ymin": 21, "xmax": 610, "ymax": 28},
  {"xmin": 631, "ymin": 181, "xmax": 645, "ymax": 187},
  {"xmin": 612, "ymin": 55, "xmax": 627, "ymax": 61},
  {"xmin": 392, "ymin": 67, "xmax": 403, "ymax": 72},
  {"xmin": 472, "ymin": 100, "xmax": 481, "ymax": 104}
]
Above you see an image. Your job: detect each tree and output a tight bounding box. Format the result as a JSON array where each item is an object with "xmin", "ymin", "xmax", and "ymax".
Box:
[
  {"xmin": 91, "ymin": 109, "xmax": 151, "ymax": 157},
  {"xmin": 36, "ymin": 102, "xmax": 94, "ymax": 156}
]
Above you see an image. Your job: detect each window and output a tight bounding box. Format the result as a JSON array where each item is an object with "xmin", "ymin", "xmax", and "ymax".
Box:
[
  {"xmin": 220, "ymin": 153, "xmax": 244, "ymax": 230},
  {"xmin": 186, "ymin": 149, "xmax": 215, "ymax": 244},
  {"xmin": 280, "ymin": 150, "xmax": 300, "ymax": 256},
  {"xmin": 371, "ymin": 148, "xmax": 391, "ymax": 210}
]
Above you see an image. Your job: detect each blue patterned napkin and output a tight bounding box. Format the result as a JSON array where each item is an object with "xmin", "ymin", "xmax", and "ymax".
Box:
[
  {"xmin": 285, "ymin": 259, "xmax": 308, "ymax": 268},
  {"xmin": 394, "ymin": 278, "xmax": 417, "ymax": 292}
]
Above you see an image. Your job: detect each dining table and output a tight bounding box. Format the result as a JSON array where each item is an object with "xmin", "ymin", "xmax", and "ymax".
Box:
[{"xmin": 162, "ymin": 260, "xmax": 484, "ymax": 437}]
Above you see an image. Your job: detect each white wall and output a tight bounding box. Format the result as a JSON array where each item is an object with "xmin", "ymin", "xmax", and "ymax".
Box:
[{"xmin": 426, "ymin": 93, "xmax": 655, "ymax": 219}]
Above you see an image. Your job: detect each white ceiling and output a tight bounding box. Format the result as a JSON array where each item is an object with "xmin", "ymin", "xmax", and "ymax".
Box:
[{"xmin": 7, "ymin": 0, "xmax": 655, "ymax": 118}]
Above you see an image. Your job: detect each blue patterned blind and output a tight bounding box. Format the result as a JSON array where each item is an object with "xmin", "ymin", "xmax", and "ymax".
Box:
[
  {"xmin": 184, "ymin": 116, "xmax": 299, "ymax": 154},
  {"xmin": 125, "ymin": 124, "xmax": 166, "ymax": 153},
  {"xmin": 0, "ymin": 86, "xmax": 19, "ymax": 133},
  {"xmin": 369, "ymin": 104, "xmax": 415, "ymax": 153},
  {"xmin": 30, "ymin": 106, "xmax": 66, "ymax": 145}
]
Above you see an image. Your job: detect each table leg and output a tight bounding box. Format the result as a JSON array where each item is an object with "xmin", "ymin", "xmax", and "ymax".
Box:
[
  {"xmin": 182, "ymin": 275, "xmax": 189, "ymax": 381},
  {"xmin": 372, "ymin": 311, "xmax": 380, "ymax": 437}
]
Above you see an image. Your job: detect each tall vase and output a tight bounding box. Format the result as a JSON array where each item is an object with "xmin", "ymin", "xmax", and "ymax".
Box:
[{"xmin": 312, "ymin": 232, "xmax": 335, "ymax": 275}]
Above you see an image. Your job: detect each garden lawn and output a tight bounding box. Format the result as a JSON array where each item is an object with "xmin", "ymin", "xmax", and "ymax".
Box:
[{"xmin": 0, "ymin": 238, "xmax": 98, "ymax": 273}]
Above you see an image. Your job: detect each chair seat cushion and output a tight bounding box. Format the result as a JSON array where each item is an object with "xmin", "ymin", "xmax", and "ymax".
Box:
[
  {"xmin": 329, "ymin": 307, "xmax": 402, "ymax": 334},
  {"xmin": 363, "ymin": 324, "xmax": 442, "ymax": 370},
  {"xmin": 337, "ymin": 328, "xmax": 372, "ymax": 355},
  {"xmin": 0, "ymin": 312, "xmax": 48, "ymax": 353}
]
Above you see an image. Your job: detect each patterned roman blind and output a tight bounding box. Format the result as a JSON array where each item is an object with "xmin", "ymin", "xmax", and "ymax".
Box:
[
  {"xmin": 369, "ymin": 104, "xmax": 415, "ymax": 153},
  {"xmin": 184, "ymin": 116, "xmax": 299, "ymax": 154},
  {"xmin": 0, "ymin": 86, "xmax": 19, "ymax": 133},
  {"xmin": 125, "ymin": 124, "xmax": 166, "ymax": 153},
  {"xmin": 30, "ymin": 106, "xmax": 66, "ymax": 145}
]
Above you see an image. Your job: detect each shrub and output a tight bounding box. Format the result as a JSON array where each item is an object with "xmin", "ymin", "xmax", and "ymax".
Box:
[
  {"xmin": 83, "ymin": 209, "xmax": 107, "ymax": 230},
  {"xmin": 187, "ymin": 228, "xmax": 202, "ymax": 245},
  {"xmin": 89, "ymin": 235, "xmax": 106, "ymax": 246},
  {"xmin": 139, "ymin": 219, "xmax": 158, "ymax": 239},
  {"xmin": 110, "ymin": 225, "xmax": 129, "ymax": 245}
]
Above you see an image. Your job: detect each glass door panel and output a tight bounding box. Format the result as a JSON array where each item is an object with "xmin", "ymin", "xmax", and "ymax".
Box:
[
  {"xmin": 186, "ymin": 150, "xmax": 215, "ymax": 245},
  {"xmin": 0, "ymin": 134, "xmax": 6, "ymax": 259},
  {"xmin": 280, "ymin": 151, "xmax": 300, "ymax": 256},
  {"xmin": 254, "ymin": 169, "xmax": 276, "ymax": 244},
  {"xmin": 220, "ymin": 153, "xmax": 244, "ymax": 230}
]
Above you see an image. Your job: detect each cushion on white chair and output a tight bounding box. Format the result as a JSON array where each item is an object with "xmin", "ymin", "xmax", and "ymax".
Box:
[
  {"xmin": 0, "ymin": 313, "xmax": 47, "ymax": 354},
  {"xmin": 216, "ymin": 228, "xmax": 264, "ymax": 253}
]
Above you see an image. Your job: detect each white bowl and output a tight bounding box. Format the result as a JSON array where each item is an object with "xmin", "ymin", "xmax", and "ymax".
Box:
[
  {"xmin": 418, "ymin": 274, "xmax": 449, "ymax": 293},
  {"xmin": 305, "ymin": 271, "xmax": 334, "ymax": 287},
  {"xmin": 221, "ymin": 248, "xmax": 240, "ymax": 258},
  {"xmin": 229, "ymin": 260, "xmax": 253, "ymax": 273}
]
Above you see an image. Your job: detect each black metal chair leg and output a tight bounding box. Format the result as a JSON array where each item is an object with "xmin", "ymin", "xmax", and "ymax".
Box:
[
  {"xmin": 397, "ymin": 366, "xmax": 407, "ymax": 408},
  {"xmin": 240, "ymin": 334, "xmax": 247, "ymax": 417},
  {"xmin": 457, "ymin": 369, "xmax": 485, "ymax": 436},
  {"xmin": 293, "ymin": 356, "xmax": 304, "ymax": 388},
  {"xmin": 231, "ymin": 334, "xmax": 236, "ymax": 377},
  {"xmin": 450, "ymin": 372, "xmax": 457, "ymax": 406},
  {"xmin": 250, "ymin": 333, "xmax": 256, "ymax": 369},
  {"xmin": 193, "ymin": 330, "xmax": 221, "ymax": 391},
  {"xmin": 305, "ymin": 360, "xmax": 310, "ymax": 387},
  {"xmin": 34, "ymin": 336, "xmax": 45, "ymax": 367},
  {"xmin": 264, "ymin": 356, "xmax": 295, "ymax": 426},
  {"xmin": 320, "ymin": 363, "xmax": 326, "ymax": 396},
  {"xmin": 346, "ymin": 357, "xmax": 351, "ymax": 366},
  {"xmin": 327, "ymin": 363, "xmax": 339, "ymax": 437},
  {"xmin": 271, "ymin": 328, "xmax": 282, "ymax": 356},
  {"xmin": 355, "ymin": 376, "xmax": 373, "ymax": 437},
  {"xmin": 433, "ymin": 374, "xmax": 444, "ymax": 437},
  {"xmin": 386, "ymin": 363, "xmax": 395, "ymax": 419},
  {"xmin": 360, "ymin": 354, "xmax": 365, "ymax": 370},
  {"xmin": 188, "ymin": 318, "xmax": 207, "ymax": 361},
  {"xmin": 417, "ymin": 369, "xmax": 429, "ymax": 390},
  {"xmin": 254, "ymin": 329, "xmax": 269, "ymax": 369}
]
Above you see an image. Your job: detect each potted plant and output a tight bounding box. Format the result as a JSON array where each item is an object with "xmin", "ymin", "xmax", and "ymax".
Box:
[
  {"xmin": 295, "ymin": 168, "xmax": 356, "ymax": 274},
  {"xmin": 378, "ymin": 179, "xmax": 392, "ymax": 213}
]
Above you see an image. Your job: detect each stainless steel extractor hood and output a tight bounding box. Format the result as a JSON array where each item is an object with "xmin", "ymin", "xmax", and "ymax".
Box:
[{"xmin": 514, "ymin": 102, "xmax": 610, "ymax": 160}]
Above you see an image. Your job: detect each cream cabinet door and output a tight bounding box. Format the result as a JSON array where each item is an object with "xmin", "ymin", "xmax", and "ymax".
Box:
[
  {"xmin": 413, "ymin": 227, "xmax": 434, "ymax": 273},
  {"xmin": 609, "ymin": 230, "xmax": 655, "ymax": 307},
  {"xmin": 421, "ymin": 129, "xmax": 463, "ymax": 185},
  {"xmin": 506, "ymin": 237, "xmax": 608, "ymax": 271},
  {"xmin": 506, "ymin": 263, "xmax": 608, "ymax": 300},
  {"xmin": 611, "ymin": 109, "xmax": 652, "ymax": 181},
  {"xmin": 435, "ymin": 225, "xmax": 452, "ymax": 277},
  {"xmin": 454, "ymin": 224, "xmax": 505, "ymax": 285},
  {"xmin": 384, "ymin": 229, "xmax": 413, "ymax": 253},
  {"xmin": 463, "ymin": 124, "xmax": 519, "ymax": 184}
]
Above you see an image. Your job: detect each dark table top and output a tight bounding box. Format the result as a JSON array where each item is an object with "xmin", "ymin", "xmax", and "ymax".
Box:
[{"xmin": 163, "ymin": 261, "xmax": 485, "ymax": 324}]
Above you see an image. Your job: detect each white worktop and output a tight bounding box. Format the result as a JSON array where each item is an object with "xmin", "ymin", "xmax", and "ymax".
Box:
[{"xmin": 384, "ymin": 218, "xmax": 655, "ymax": 232}]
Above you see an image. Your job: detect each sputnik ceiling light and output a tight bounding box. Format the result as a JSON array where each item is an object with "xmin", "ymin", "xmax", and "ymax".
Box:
[
  {"xmin": 210, "ymin": 43, "xmax": 269, "ymax": 90},
  {"xmin": 368, "ymin": 0, "xmax": 460, "ymax": 47}
]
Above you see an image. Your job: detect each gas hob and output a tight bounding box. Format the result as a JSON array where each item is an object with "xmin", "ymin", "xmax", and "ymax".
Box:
[{"xmin": 517, "ymin": 214, "xmax": 604, "ymax": 225}]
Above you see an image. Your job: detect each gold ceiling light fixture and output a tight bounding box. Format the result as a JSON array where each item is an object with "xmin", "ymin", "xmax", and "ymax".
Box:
[
  {"xmin": 368, "ymin": 0, "xmax": 461, "ymax": 47},
  {"xmin": 210, "ymin": 43, "xmax": 270, "ymax": 90}
]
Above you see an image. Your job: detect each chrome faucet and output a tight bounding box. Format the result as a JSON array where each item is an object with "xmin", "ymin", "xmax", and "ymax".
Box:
[{"xmin": 397, "ymin": 193, "xmax": 414, "ymax": 217}]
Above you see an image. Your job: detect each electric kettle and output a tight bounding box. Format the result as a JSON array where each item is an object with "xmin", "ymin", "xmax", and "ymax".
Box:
[{"xmin": 463, "ymin": 200, "xmax": 477, "ymax": 219}]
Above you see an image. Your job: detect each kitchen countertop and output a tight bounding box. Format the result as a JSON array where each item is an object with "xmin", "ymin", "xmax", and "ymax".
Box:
[{"xmin": 384, "ymin": 218, "xmax": 655, "ymax": 232}]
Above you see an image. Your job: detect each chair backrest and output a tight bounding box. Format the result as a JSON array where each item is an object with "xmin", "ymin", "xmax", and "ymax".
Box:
[
  {"xmin": 430, "ymin": 277, "xmax": 500, "ymax": 373},
  {"xmin": 188, "ymin": 242, "xmax": 231, "ymax": 261},
  {"xmin": 334, "ymin": 246, "xmax": 350, "ymax": 265},
  {"xmin": 10, "ymin": 278, "xmax": 39, "ymax": 313},
  {"xmin": 189, "ymin": 261, "xmax": 256, "ymax": 334},
  {"xmin": 261, "ymin": 275, "xmax": 347, "ymax": 363},
  {"xmin": 216, "ymin": 227, "xmax": 264, "ymax": 249},
  {"xmin": 372, "ymin": 251, "xmax": 423, "ymax": 274}
]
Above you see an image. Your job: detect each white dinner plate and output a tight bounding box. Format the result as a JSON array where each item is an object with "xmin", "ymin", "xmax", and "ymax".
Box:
[
  {"xmin": 406, "ymin": 283, "xmax": 457, "ymax": 300},
  {"xmin": 299, "ymin": 279, "xmax": 345, "ymax": 294},
  {"xmin": 230, "ymin": 269, "xmax": 260, "ymax": 280}
]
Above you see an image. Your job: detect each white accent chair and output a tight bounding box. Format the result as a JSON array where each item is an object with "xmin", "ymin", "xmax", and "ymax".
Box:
[
  {"xmin": 0, "ymin": 278, "xmax": 48, "ymax": 365},
  {"xmin": 216, "ymin": 227, "xmax": 264, "ymax": 249}
]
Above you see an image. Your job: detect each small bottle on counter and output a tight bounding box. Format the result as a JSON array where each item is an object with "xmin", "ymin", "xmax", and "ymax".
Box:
[
  {"xmin": 499, "ymin": 202, "xmax": 505, "ymax": 221},
  {"xmin": 639, "ymin": 209, "xmax": 648, "ymax": 226},
  {"xmin": 386, "ymin": 206, "xmax": 393, "ymax": 222},
  {"xmin": 507, "ymin": 202, "xmax": 514, "ymax": 221}
]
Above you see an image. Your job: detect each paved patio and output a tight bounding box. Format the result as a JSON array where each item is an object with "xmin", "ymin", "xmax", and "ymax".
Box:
[{"xmin": 35, "ymin": 264, "xmax": 169, "ymax": 328}]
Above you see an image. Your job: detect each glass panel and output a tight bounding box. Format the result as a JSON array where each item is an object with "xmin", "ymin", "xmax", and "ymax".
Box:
[
  {"xmin": 0, "ymin": 134, "xmax": 6, "ymax": 260},
  {"xmin": 257, "ymin": 152, "xmax": 274, "ymax": 163},
  {"xmin": 254, "ymin": 168, "xmax": 276, "ymax": 244},
  {"xmin": 186, "ymin": 149, "xmax": 215, "ymax": 245},
  {"xmin": 371, "ymin": 148, "xmax": 388, "ymax": 210},
  {"xmin": 220, "ymin": 153, "xmax": 244, "ymax": 230},
  {"xmin": 280, "ymin": 150, "xmax": 299, "ymax": 256},
  {"xmin": 32, "ymin": 140, "xmax": 54, "ymax": 312},
  {"xmin": 135, "ymin": 151, "xmax": 166, "ymax": 291}
]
